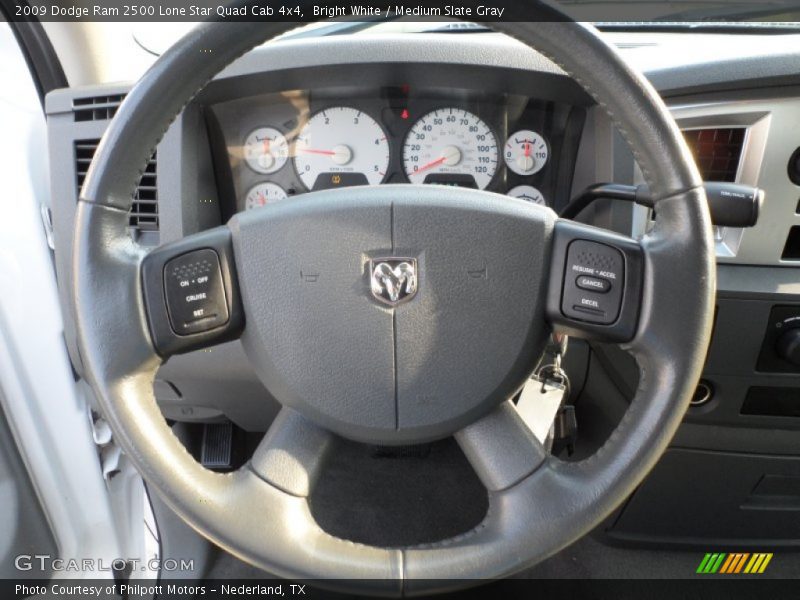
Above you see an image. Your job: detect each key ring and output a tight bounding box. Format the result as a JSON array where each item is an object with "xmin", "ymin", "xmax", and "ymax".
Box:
[
  {"xmin": 535, "ymin": 333, "xmax": 571, "ymax": 398},
  {"xmin": 536, "ymin": 363, "xmax": 570, "ymax": 396}
]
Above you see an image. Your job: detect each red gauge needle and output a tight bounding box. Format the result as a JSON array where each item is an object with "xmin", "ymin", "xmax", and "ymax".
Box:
[
  {"xmin": 263, "ymin": 139, "xmax": 271, "ymax": 154},
  {"xmin": 414, "ymin": 156, "xmax": 447, "ymax": 175},
  {"xmin": 524, "ymin": 142, "xmax": 531, "ymax": 158},
  {"xmin": 300, "ymin": 148, "xmax": 337, "ymax": 156}
]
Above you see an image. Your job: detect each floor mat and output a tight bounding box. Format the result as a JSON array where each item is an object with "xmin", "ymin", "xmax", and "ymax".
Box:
[{"xmin": 309, "ymin": 437, "xmax": 488, "ymax": 547}]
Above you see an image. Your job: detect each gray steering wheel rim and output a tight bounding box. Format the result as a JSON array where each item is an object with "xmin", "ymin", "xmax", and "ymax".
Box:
[{"xmin": 72, "ymin": 3, "xmax": 715, "ymax": 594}]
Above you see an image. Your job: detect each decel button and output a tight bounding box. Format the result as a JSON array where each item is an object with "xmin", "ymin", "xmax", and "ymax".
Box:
[{"xmin": 164, "ymin": 249, "xmax": 229, "ymax": 335}]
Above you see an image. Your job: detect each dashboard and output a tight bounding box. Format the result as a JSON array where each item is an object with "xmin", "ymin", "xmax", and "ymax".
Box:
[
  {"xmin": 206, "ymin": 85, "xmax": 586, "ymax": 217},
  {"xmin": 44, "ymin": 32, "xmax": 800, "ymax": 435},
  {"xmin": 40, "ymin": 27, "xmax": 800, "ymax": 554}
]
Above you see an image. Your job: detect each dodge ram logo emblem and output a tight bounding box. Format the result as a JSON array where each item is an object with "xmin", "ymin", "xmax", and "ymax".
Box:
[{"xmin": 369, "ymin": 258, "xmax": 418, "ymax": 305}]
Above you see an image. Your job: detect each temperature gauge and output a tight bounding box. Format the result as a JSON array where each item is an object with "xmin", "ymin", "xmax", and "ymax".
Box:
[
  {"xmin": 243, "ymin": 127, "xmax": 289, "ymax": 174},
  {"xmin": 504, "ymin": 129, "xmax": 548, "ymax": 176},
  {"xmin": 244, "ymin": 182, "xmax": 288, "ymax": 210},
  {"xmin": 507, "ymin": 185, "xmax": 546, "ymax": 206}
]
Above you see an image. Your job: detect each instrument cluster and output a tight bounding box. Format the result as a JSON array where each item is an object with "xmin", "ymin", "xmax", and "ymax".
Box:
[{"xmin": 209, "ymin": 87, "xmax": 574, "ymax": 216}]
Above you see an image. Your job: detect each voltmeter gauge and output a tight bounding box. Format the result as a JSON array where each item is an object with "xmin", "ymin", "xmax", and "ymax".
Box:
[
  {"xmin": 507, "ymin": 185, "xmax": 546, "ymax": 206},
  {"xmin": 504, "ymin": 130, "xmax": 549, "ymax": 176},
  {"xmin": 244, "ymin": 182, "xmax": 287, "ymax": 210},
  {"xmin": 243, "ymin": 127, "xmax": 289, "ymax": 174}
]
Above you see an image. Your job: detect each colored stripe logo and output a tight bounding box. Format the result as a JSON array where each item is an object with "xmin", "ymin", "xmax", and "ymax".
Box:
[{"xmin": 697, "ymin": 552, "xmax": 773, "ymax": 574}]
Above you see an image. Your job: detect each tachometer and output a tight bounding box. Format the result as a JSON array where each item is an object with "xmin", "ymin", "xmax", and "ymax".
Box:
[
  {"xmin": 402, "ymin": 108, "xmax": 498, "ymax": 189},
  {"xmin": 294, "ymin": 107, "xmax": 389, "ymax": 191}
]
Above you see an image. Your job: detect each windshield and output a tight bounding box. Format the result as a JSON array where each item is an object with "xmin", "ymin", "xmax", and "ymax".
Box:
[{"xmin": 124, "ymin": 0, "xmax": 800, "ymax": 55}]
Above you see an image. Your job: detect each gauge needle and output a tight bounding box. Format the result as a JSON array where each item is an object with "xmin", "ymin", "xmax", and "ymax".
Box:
[
  {"xmin": 414, "ymin": 156, "xmax": 447, "ymax": 175},
  {"xmin": 263, "ymin": 139, "xmax": 271, "ymax": 154},
  {"xmin": 300, "ymin": 145, "xmax": 352, "ymax": 165},
  {"xmin": 415, "ymin": 146, "xmax": 462, "ymax": 175},
  {"xmin": 517, "ymin": 142, "xmax": 535, "ymax": 172},
  {"xmin": 300, "ymin": 148, "xmax": 337, "ymax": 156}
]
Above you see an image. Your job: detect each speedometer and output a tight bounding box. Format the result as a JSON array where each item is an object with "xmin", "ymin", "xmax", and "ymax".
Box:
[
  {"xmin": 294, "ymin": 107, "xmax": 389, "ymax": 191},
  {"xmin": 402, "ymin": 108, "xmax": 498, "ymax": 189}
]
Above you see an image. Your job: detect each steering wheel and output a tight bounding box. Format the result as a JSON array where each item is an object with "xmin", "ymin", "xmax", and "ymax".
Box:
[{"xmin": 72, "ymin": 1, "xmax": 714, "ymax": 594}]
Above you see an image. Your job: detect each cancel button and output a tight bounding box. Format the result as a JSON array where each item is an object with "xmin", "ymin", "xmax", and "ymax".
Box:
[{"xmin": 576, "ymin": 275, "xmax": 611, "ymax": 294}]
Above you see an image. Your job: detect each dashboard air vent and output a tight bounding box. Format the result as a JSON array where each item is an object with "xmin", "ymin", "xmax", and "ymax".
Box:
[
  {"xmin": 74, "ymin": 139, "xmax": 159, "ymax": 234},
  {"xmin": 74, "ymin": 139, "xmax": 98, "ymax": 196},
  {"xmin": 72, "ymin": 94, "xmax": 126, "ymax": 122},
  {"xmin": 683, "ymin": 127, "xmax": 746, "ymax": 183},
  {"xmin": 131, "ymin": 153, "xmax": 159, "ymax": 233}
]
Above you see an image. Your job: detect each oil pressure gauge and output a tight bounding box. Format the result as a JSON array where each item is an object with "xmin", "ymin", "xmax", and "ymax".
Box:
[
  {"xmin": 504, "ymin": 129, "xmax": 549, "ymax": 176},
  {"xmin": 243, "ymin": 127, "xmax": 289, "ymax": 174}
]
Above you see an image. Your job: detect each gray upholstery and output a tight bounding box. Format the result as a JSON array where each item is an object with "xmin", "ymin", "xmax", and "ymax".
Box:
[{"xmin": 72, "ymin": 1, "xmax": 714, "ymax": 593}]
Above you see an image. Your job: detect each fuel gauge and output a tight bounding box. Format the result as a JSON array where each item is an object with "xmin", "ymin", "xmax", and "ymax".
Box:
[{"xmin": 244, "ymin": 182, "xmax": 288, "ymax": 210}]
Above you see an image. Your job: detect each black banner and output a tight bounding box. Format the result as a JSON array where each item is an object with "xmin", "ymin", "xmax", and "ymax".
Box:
[
  {"xmin": 4, "ymin": 578, "xmax": 800, "ymax": 600},
  {"xmin": 3, "ymin": 0, "xmax": 800, "ymax": 23}
]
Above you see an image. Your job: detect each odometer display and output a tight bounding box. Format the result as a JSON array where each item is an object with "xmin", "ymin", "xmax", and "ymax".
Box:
[{"xmin": 402, "ymin": 108, "xmax": 498, "ymax": 190}]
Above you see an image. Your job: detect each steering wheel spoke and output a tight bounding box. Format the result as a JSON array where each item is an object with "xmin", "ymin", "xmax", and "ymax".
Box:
[
  {"xmin": 455, "ymin": 401, "xmax": 548, "ymax": 492},
  {"xmin": 249, "ymin": 407, "xmax": 335, "ymax": 498},
  {"xmin": 140, "ymin": 225, "xmax": 244, "ymax": 357},
  {"xmin": 546, "ymin": 218, "xmax": 645, "ymax": 343}
]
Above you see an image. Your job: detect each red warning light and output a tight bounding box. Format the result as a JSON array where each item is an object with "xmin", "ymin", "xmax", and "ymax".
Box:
[{"xmin": 401, "ymin": 109, "xmax": 410, "ymax": 120}]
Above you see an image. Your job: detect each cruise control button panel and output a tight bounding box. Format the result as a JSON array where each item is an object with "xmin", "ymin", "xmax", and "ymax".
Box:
[
  {"xmin": 561, "ymin": 240, "xmax": 624, "ymax": 325},
  {"xmin": 141, "ymin": 226, "xmax": 244, "ymax": 357},
  {"xmin": 164, "ymin": 249, "xmax": 230, "ymax": 335},
  {"xmin": 546, "ymin": 220, "xmax": 643, "ymax": 343}
]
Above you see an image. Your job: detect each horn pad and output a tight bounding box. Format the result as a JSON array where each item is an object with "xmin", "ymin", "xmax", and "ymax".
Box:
[{"xmin": 229, "ymin": 185, "xmax": 554, "ymax": 444}]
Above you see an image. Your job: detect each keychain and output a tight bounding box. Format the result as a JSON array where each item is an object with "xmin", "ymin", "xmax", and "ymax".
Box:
[{"xmin": 516, "ymin": 334, "xmax": 572, "ymax": 451}]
